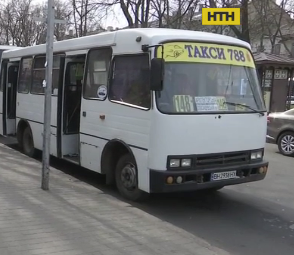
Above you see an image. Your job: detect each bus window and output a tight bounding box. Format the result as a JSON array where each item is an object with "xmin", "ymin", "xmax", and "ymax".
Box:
[
  {"xmin": 18, "ymin": 58, "xmax": 32, "ymax": 93},
  {"xmin": 109, "ymin": 54, "xmax": 150, "ymax": 109},
  {"xmin": 84, "ymin": 48, "xmax": 112, "ymax": 99},
  {"xmin": 52, "ymin": 55, "xmax": 61, "ymax": 94},
  {"xmin": 31, "ymin": 56, "xmax": 46, "ymax": 94},
  {"xmin": 0, "ymin": 50, "xmax": 3, "ymax": 62},
  {"xmin": 0, "ymin": 61, "xmax": 7, "ymax": 92}
]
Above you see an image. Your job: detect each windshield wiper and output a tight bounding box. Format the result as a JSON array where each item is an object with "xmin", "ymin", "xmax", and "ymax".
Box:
[{"xmin": 223, "ymin": 101, "xmax": 265, "ymax": 116}]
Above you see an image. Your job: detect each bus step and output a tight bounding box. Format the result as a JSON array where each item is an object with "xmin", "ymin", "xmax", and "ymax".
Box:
[{"xmin": 64, "ymin": 154, "xmax": 79, "ymax": 164}]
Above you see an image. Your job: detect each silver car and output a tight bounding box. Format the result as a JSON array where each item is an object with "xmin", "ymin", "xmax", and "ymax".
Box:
[{"xmin": 267, "ymin": 109, "xmax": 294, "ymax": 156}]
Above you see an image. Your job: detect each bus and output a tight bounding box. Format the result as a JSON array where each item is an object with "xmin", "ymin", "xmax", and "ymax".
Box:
[
  {"xmin": 0, "ymin": 45, "xmax": 21, "ymax": 69},
  {"xmin": 0, "ymin": 28, "xmax": 269, "ymax": 201},
  {"xmin": 0, "ymin": 45, "xmax": 22, "ymax": 136},
  {"xmin": 0, "ymin": 45, "xmax": 20, "ymax": 58}
]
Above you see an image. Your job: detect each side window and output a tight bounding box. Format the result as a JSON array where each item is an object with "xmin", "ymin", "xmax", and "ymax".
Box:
[
  {"xmin": 18, "ymin": 57, "xmax": 32, "ymax": 93},
  {"xmin": 109, "ymin": 54, "xmax": 150, "ymax": 109},
  {"xmin": 31, "ymin": 56, "xmax": 46, "ymax": 94},
  {"xmin": 52, "ymin": 55, "xmax": 61, "ymax": 94},
  {"xmin": 0, "ymin": 61, "xmax": 7, "ymax": 92},
  {"xmin": 68, "ymin": 62, "xmax": 84, "ymax": 85},
  {"xmin": 84, "ymin": 48, "xmax": 112, "ymax": 99},
  {"xmin": 31, "ymin": 55, "xmax": 61, "ymax": 95}
]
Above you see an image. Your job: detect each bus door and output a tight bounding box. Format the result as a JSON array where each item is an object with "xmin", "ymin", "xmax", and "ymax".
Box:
[
  {"xmin": 58, "ymin": 57, "xmax": 85, "ymax": 163},
  {"xmin": 0, "ymin": 61, "xmax": 7, "ymax": 135},
  {"xmin": 1, "ymin": 62, "xmax": 19, "ymax": 136}
]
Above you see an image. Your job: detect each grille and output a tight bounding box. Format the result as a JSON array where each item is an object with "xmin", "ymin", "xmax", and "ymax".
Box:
[{"xmin": 195, "ymin": 151, "xmax": 250, "ymax": 168}]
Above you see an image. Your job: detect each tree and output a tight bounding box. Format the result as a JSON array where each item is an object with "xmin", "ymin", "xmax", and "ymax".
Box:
[
  {"xmin": 252, "ymin": 0, "xmax": 289, "ymax": 53},
  {"xmin": 151, "ymin": 0, "xmax": 200, "ymax": 29},
  {"xmin": 53, "ymin": 1, "xmax": 72, "ymax": 41},
  {"xmin": 0, "ymin": 0, "xmax": 70, "ymax": 46},
  {"xmin": 68, "ymin": 0, "xmax": 107, "ymax": 37},
  {"xmin": 0, "ymin": 0, "xmax": 46, "ymax": 46},
  {"xmin": 203, "ymin": 0, "xmax": 250, "ymax": 43},
  {"xmin": 102, "ymin": 0, "xmax": 152, "ymax": 28}
]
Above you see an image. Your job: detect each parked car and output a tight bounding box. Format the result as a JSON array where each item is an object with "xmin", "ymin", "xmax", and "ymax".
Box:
[
  {"xmin": 267, "ymin": 109, "xmax": 294, "ymax": 156},
  {"xmin": 288, "ymin": 96, "xmax": 294, "ymax": 108}
]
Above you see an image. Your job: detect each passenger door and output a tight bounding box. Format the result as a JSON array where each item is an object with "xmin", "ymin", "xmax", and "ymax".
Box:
[
  {"xmin": 0, "ymin": 61, "xmax": 7, "ymax": 135},
  {"xmin": 1, "ymin": 62, "xmax": 19, "ymax": 136},
  {"xmin": 58, "ymin": 58, "xmax": 85, "ymax": 163}
]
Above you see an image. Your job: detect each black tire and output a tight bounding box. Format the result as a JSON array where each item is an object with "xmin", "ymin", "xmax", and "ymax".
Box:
[
  {"xmin": 197, "ymin": 186, "xmax": 224, "ymax": 194},
  {"xmin": 16, "ymin": 129, "xmax": 23, "ymax": 149},
  {"xmin": 22, "ymin": 126, "xmax": 36, "ymax": 157},
  {"xmin": 115, "ymin": 154, "xmax": 148, "ymax": 202},
  {"xmin": 277, "ymin": 131, "xmax": 294, "ymax": 157},
  {"xmin": 206, "ymin": 186, "xmax": 224, "ymax": 192}
]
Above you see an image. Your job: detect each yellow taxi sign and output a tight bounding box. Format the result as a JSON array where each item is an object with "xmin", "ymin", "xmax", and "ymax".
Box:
[
  {"xmin": 202, "ymin": 8, "xmax": 241, "ymax": 26},
  {"xmin": 157, "ymin": 42, "xmax": 255, "ymax": 68}
]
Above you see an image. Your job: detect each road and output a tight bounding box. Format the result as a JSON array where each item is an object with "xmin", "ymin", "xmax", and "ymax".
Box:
[
  {"xmin": 137, "ymin": 143, "xmax": 294, "ymax": 255},
  {"xmin": 1, "ymin": 136, "xmax": 293, "ymax": 255}
]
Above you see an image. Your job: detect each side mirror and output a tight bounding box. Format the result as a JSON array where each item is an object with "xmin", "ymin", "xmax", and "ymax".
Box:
[{"xmin": 150, "ymin": 58, "xmax": 165, "ymax": 91}]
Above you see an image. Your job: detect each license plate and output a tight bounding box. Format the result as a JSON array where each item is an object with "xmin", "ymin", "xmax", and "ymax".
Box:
[{"xmin": 211, "ymin": 170, "xmax": 237, "ymax": 181}]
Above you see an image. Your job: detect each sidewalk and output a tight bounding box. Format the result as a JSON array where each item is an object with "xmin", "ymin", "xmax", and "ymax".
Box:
[{"xmin": 0, "ymin": 141, "xmax": 229, "ymax": 255}]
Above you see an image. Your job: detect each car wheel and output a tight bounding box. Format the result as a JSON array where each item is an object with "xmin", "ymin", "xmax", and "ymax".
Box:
[
  {"xmin": 115, "ymin": 154, "xmax": 148, "ymax": 202},
  {"xmin": 201, "ymin": 186, "xmax": 224, "ymax": 193},
  {"xmin": 278, "ymin": 131, "xmax": 294, "ymax": 157}
]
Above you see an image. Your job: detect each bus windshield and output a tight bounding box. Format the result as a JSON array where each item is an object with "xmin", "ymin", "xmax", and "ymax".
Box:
[{"xmin": 155, "ymin": 42, "xmax": 266, "ymax": 114}]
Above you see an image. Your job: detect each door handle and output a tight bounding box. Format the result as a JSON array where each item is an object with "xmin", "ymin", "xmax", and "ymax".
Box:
[{"xmin": 82, "ymin": 111, "xmax": 86, "ymax": 117}]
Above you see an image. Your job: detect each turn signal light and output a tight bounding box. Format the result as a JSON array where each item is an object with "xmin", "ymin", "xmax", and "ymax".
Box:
[
  {"xmin": 258, "ymin": 166, "xmax": 268, "ymax": 174},
  {"xmin": 166, "ymin": 176, "xmax": 173, "ymax": 184}
]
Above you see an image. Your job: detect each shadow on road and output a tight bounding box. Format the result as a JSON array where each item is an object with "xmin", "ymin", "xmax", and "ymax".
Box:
[{"xmin": 3, "ymin": 138, "xmax": 294, "ymax": 255}]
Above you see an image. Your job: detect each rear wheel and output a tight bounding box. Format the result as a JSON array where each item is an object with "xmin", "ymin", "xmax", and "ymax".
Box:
[
  {"xmin": 22, "ymin": 126, "xmax": 36, "ymax": 157},
  {"xmin": 278, "ymin": 131, "xmax": 294, "ymax": 157},
  {"xmin": 115, "ymin": 154, "xmax": 148, "ymax": 202}
]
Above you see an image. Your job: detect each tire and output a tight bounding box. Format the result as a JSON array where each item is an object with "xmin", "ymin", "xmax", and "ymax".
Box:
[
  {"xmin": 277, "ymin": 131, "xmax": 294, "ymax": 157},
  {"xmin": 22, "ymin": 126, "xmax": 36, "ymax": 157},
  {"xmin": 206, "ymin": 186, "xmax": 224, "ymax": 192},
  {"xmin": 115, "ymin": 154, "xmax": 148, "ymax": 202},
  {"xmin": 16, "ymin": 129, "xmax": 23, "ymax": 149},
  {"xmin": 198, "ymin": 186, "xmax": 224, "ymax": 194}
]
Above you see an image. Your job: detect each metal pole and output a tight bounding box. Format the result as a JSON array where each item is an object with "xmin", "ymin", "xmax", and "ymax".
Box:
[{"xmin": 41, "ymin": 0, "xmax": 55, "ymax": 190}]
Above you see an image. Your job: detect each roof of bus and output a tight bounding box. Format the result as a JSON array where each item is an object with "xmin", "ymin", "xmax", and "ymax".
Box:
[
  {"xmin": 0, "ymin": 45, "xmax": 21, "ymax": 50},
  {"xmin": 2, "ymin": 28, "xmax": 251, "ymax": 59}
]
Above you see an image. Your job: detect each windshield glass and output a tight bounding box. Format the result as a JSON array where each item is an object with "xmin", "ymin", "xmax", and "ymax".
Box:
[{"xmin": 156, "ymin": 42, "xmax": 266, "ymax": 114}]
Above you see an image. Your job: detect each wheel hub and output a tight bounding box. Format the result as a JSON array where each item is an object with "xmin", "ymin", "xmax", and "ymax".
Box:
[
  {"xmin": 121, "ymin": 163, "xmax": 136, "ymax": 191},
  {"xmin": 281, "ymin": 135, "xmax": 294, "ymax": 153}
]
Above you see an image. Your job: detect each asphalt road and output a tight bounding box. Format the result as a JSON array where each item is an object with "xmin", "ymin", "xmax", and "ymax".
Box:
[
  {"xmin": 136, "ymin": 143, "xmax": 294, "ymax": 255},
  {"xmin": 1, "ymin": 136, "xmax": 293, "ymax": 255}
]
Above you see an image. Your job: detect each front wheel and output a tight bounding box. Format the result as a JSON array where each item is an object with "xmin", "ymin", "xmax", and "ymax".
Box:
[
  {"xmin": 278, "ymin": 131, "xmax": 294, "ymax": 157},
  {"xmin": 115, "ymin": 154, "xmax": 148, "ymax": 202}
]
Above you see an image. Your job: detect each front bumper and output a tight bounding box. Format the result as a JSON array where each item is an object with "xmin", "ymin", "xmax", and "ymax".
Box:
[{"xmin": 150, "ymin": 160, "xmax": 269, "ymax": 193}]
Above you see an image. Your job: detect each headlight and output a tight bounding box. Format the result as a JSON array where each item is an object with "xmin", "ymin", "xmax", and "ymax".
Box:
[
  {"xmin": 169, "ymin": 158, "xmax": 192, "ymax": 168},
  {"xmin": 169, "ymin": 159, "xmax": 180, "ymax": 167},
  {"xmin": 251, "ymin": 150, "xmax": 263, "ymax": 160},
  {"xmin": 181, "ymin": 159, "xmax": 191, "ymax": 167}
]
